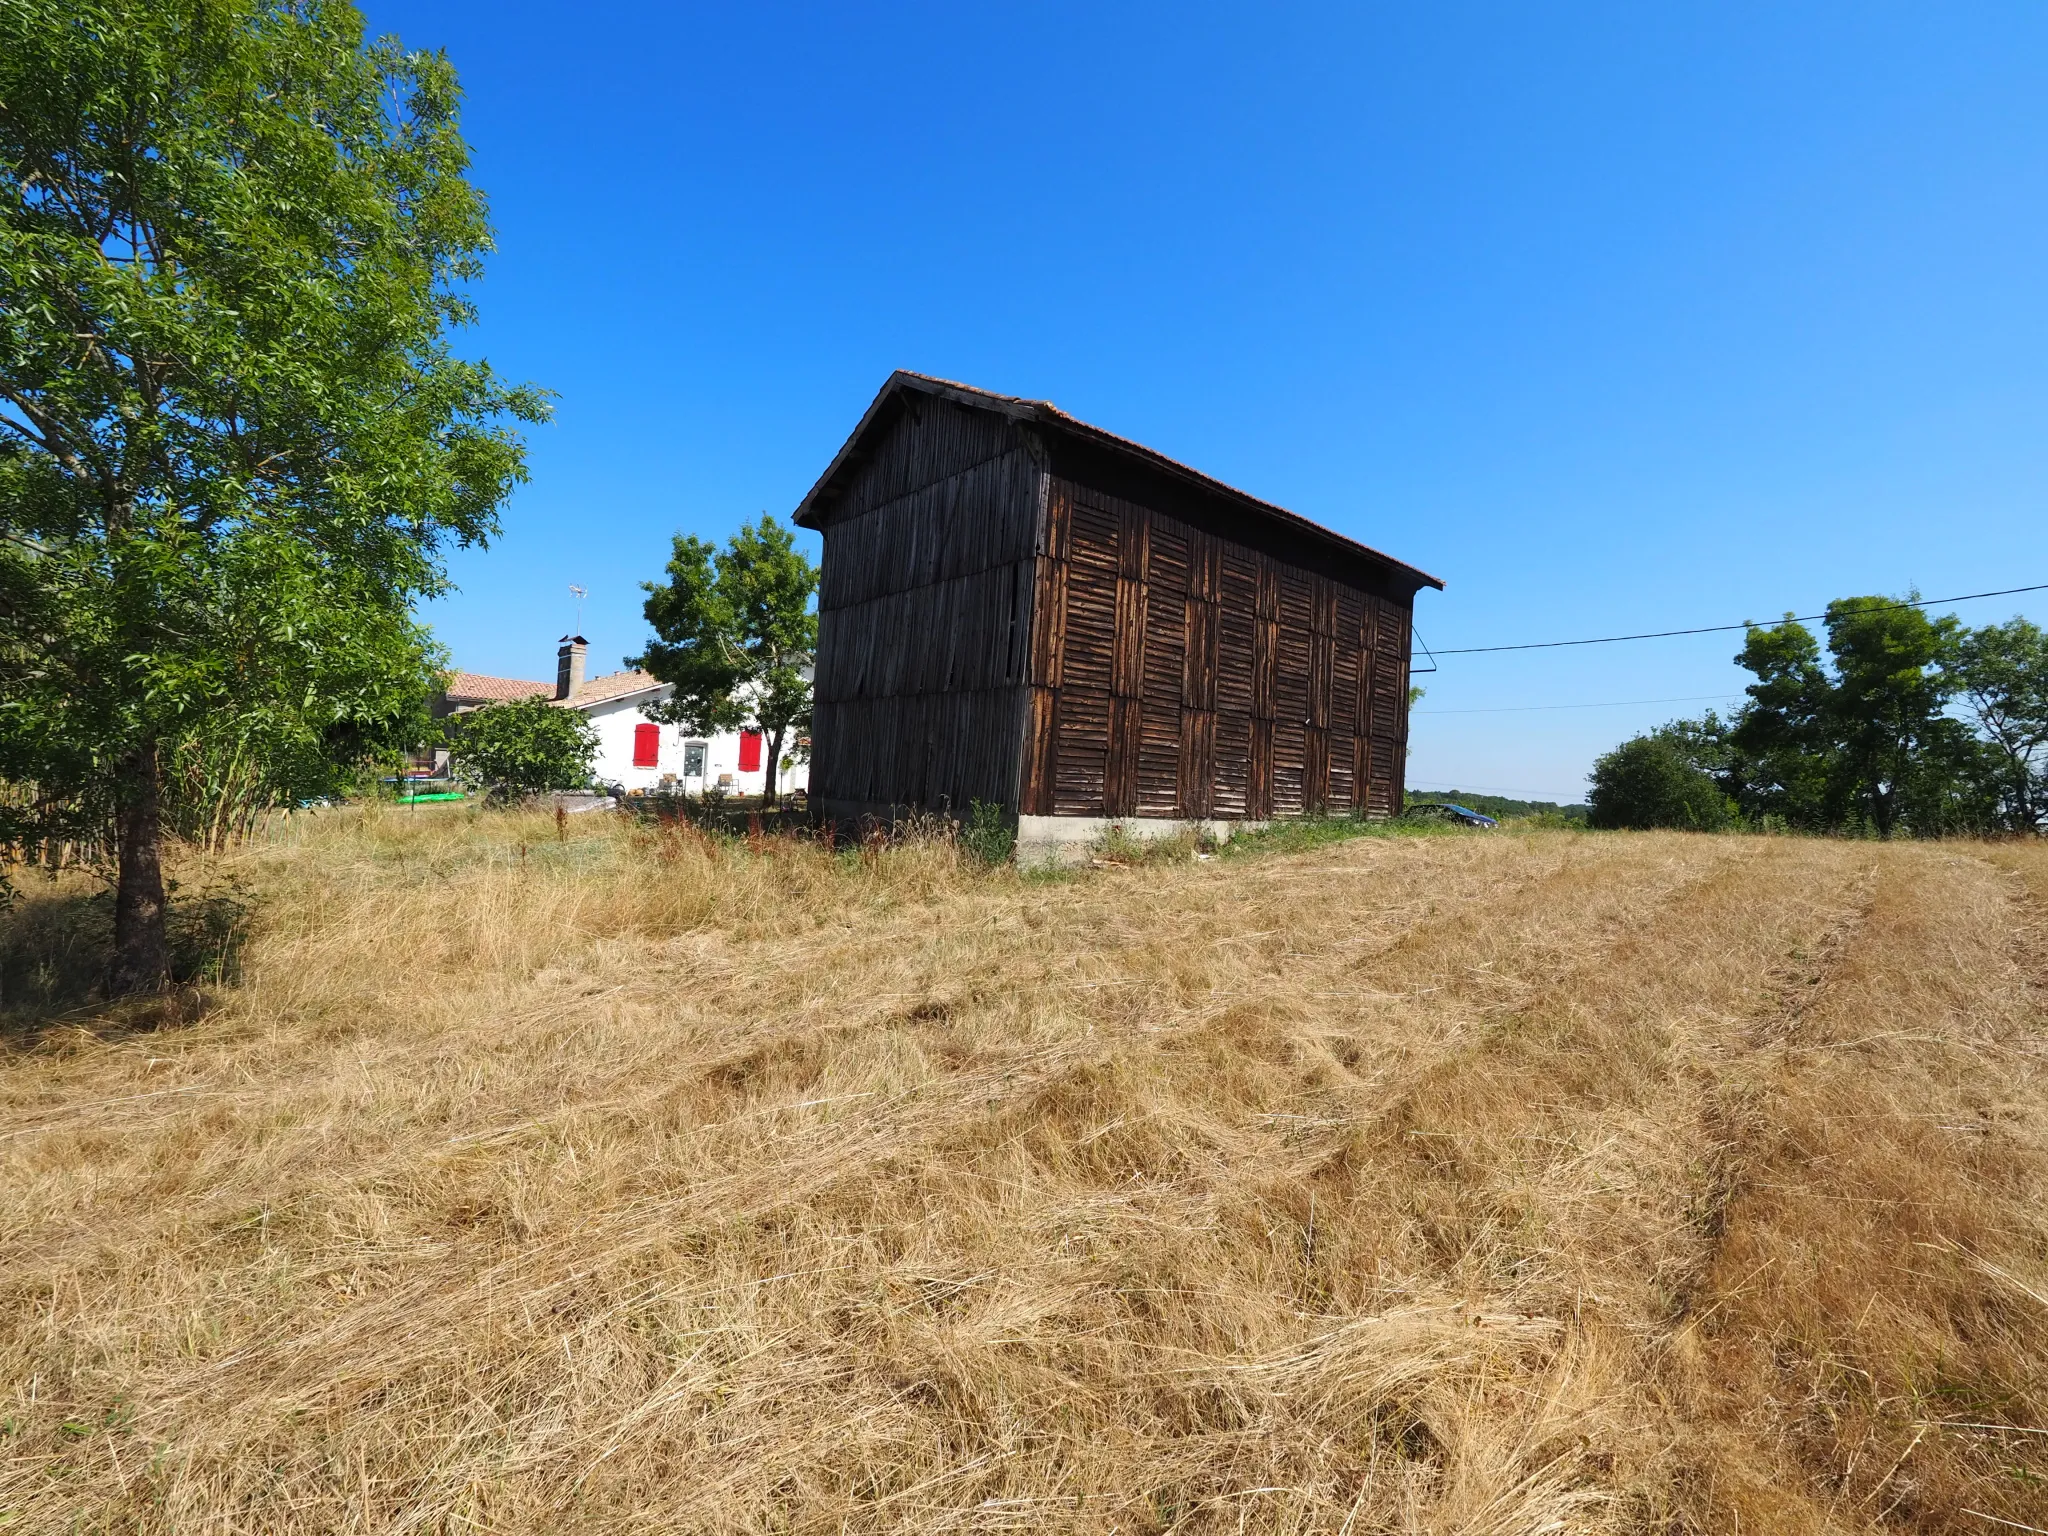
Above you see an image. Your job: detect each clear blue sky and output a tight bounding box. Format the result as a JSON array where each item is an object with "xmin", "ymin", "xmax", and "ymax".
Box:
[{"xmin": 366, "ymin": 2, "xmax": 2048, "ymax": 804}]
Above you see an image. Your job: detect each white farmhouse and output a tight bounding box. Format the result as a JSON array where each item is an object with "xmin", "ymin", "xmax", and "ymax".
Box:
[{"xmin": 438, "ymin": 636, "xmax": 806, "ymax": 798}]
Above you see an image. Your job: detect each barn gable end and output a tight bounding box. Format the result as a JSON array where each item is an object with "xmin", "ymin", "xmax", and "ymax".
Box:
[{"xmin": 802, "ymin": 391, "xmax": 1043, "ymax": 823}]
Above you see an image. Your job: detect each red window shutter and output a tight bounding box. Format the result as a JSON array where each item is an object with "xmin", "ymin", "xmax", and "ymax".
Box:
[
  {"xmin": 633, "ymin": 722, "xmax": 659, "ymax": 767},
  {"xmin": 738, "ymin": 730, "xmax": 762, "ymax": 772}
]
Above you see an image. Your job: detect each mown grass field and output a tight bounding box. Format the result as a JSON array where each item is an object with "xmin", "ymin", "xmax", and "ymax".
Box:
[{"xmin": 4, "ymin": 810, "xmax": 2047, "ymax": 1534}]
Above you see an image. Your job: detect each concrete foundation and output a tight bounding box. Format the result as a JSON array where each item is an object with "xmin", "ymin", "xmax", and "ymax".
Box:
[
  {"xmin": 1013, "ymin": 814, "xmax": 1270, "ymax": 868},
  {"xmin": 809, "ymin": 802, "xmax": 1277, "ymax": 867}
]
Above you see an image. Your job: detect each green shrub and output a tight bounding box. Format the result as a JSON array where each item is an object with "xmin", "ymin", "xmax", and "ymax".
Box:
[
  {"xmin": 449, "ymin": 698, "xmax": 597, "ymax": 799},
  {"xmin": 960, "ymin": 800, "xmax": 1016, "ymax": 867},
  {"xmin": 1588, "ymin": 735, "xmax": 1735, "ymax": 831}
]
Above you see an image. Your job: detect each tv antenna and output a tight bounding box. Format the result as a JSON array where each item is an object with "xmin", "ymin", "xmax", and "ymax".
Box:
[{"xmin": 568, "ymin": 584, "xmax": 587, "ymax": 631}]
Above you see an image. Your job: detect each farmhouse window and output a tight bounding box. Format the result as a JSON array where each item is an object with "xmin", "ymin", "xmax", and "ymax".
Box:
[
  {"xmin": 633, "ymin": 722, "xmax": 660, "ymax": 767},
  {"xmin": 682, "ymin": 741, "xmax": 707, "ymax": 777},
  {"xmin": 738, "ymin": 730, "xmax": 763, "ymax": 772}
]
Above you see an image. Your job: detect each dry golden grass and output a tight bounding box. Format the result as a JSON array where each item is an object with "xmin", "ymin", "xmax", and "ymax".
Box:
[{"xmin": 3, "ymin": 809, "xmax": 2046, "ymax": 1534}]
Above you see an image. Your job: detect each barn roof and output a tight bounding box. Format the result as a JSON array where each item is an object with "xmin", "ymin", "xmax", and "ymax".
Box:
[{"xmin": 792, "ymin": 371, "xmax": 1444, "ymax": 592}]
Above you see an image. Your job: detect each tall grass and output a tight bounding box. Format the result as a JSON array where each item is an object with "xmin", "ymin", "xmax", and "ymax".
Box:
[{"xmin": 2, "ymin": 807, "xmax": 2044, "ymax": 1532}]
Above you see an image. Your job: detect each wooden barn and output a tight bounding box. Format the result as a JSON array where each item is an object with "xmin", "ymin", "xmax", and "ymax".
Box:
[{"xmin": 795, "ymin": 373, "xmax": 1442, "ymax": 854}]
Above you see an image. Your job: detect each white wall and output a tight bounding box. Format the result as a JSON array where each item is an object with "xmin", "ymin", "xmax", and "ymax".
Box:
[{"xmin": 580, "ymin": 689, "xmax": 808, "ymax": 798}]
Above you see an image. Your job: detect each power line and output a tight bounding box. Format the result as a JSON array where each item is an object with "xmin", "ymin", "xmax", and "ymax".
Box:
[
  {"xmin": 1426, "ymin": 582, "xmax": 2048, "ymax": 657},
  {"xmin": 1414, "ymin": 691, "xmax": 1743, "ymax": 716}
]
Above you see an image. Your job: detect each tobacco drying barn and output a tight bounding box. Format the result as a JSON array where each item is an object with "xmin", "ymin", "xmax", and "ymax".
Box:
[{"xmin": 795, "ymin": 373, "xmax": 1442, "ymax": 851}]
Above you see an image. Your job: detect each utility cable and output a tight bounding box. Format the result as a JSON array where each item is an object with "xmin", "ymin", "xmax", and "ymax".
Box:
[
  {"xmin": 1412, "ymin": 627, "xmax": 1439, "ymax": 674},
  {"xmin": 1426, "ymin": 581, "xmax": 2048, "ymax": 657},
  {"xmin": 1413, "ymin": 691, "xmax": 1744, "ymax": 716}
]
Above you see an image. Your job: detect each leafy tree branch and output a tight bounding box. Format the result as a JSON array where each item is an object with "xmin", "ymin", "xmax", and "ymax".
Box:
[
  {"xmin": 0, "ymin": 0, "xmax": 547, "ymax": 990},
  {"xmin": 633, "ymin": 515, "xmax": 818, "ymax": 805}
]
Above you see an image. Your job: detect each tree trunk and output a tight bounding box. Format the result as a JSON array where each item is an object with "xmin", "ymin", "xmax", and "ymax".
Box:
[
  {"xmin": 762, "ymin": 724, "xmax": 784, "ymax": 807},
  {"xmin": 109, "ymin": 741, "xmax": 171, "ymax": 995}
]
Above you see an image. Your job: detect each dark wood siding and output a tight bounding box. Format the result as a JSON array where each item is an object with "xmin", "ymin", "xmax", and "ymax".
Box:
[
  {"xmin": 809, "ymin": 397, "xmax": 1040, "ymax": 818},
  {"xmin": 803, "ymin": 382, "xmax": 1425, "ymax": 828},
  {"xmin": 1362, "ymin": 594, "xmax": 1411, "ymax": 816},
  {"xmin": 1021, "ymin": 477, "xmax": 1412, "ymax": 821}
]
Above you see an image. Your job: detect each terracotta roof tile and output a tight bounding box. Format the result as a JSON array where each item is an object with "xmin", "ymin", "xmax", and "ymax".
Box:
[
  {"xmin": 561, "ymin": 669, "xmax": 666, "ymax": 707},
  {"xmin": 443, "ymin": 672, "xmax": 553, "ymax": 704}
]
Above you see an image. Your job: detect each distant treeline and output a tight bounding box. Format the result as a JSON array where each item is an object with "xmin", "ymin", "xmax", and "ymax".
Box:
[
  {"xmin": 1589, "ymin": 597, "xmax": 2046, "ymax": 837},
  {"xmin": 1407, "ymin": 791, "xmax": 1589, "ymax": 822}
]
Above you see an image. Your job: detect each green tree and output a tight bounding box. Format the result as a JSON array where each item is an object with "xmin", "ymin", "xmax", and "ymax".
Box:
[
  {"xmin": 1587, "ymin": 732, "xmax": 1734, "ymax": 831},
  {"xmin": 1821, "ymin": 596, "xmax": 1966, "ymax": 836},
  {"xmin": 1715, "ymin": 596, "xmax": 2013, "ymax": 837},
  {"xmin": 449, "ymin": 697, "xmax": 595, "ymax": 799},
  {"xmin": 634, "ymin": 515, "xmax": 818, "ymax": 805},
  {"xmin": 1951, "ymin": 618, "xmax": 2048, "ymax": 832},
  {"xmin": 1654, "ymin": 709, "xmax": 1735, "ymax": 780},
  {"xmin": 1726, "ymin": 617, "xmax": 1835, "ymax": 828},
  {"xmin": 0, "ymin": 0, "xmax": 543, "ymax": 990}
]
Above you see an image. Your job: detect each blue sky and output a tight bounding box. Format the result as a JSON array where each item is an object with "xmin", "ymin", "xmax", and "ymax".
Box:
[{"xmin": 366, "ymin": 2, "xmax": 2048, "ymax": 804}]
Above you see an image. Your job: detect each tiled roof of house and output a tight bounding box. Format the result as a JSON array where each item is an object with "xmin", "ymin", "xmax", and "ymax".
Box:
[
  {"xmin": 443, "ymin": 671, "xmax": 553, "ymax": 704},
  {"xmin": 563, "ymin": 669, "xmax": 666, "ymax": 707}
]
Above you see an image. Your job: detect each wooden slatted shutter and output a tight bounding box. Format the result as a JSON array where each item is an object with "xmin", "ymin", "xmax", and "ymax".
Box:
[
  {"xmin": 1052, "ymin": 491, "xmax": 1118, "ymax": 815},
  {"xmin": 1025, "ymin": 476, "xmax": 1416, "ymax": 828}
]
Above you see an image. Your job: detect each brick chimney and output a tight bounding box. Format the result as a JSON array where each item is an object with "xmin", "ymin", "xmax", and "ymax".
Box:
[{"xmin": 556, "ymin": 634, "xmax": 587, "ymax": 700}]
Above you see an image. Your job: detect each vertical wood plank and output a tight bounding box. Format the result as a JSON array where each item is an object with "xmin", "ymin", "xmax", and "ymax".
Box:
[
  {"xmin": 1249, "ymin": 717, "xmax": 1274, "ymax": 820},
  {"xmin": 1106, "ymin": 696, "xmax": 1142, "ymax": 816},
  {"xmin": 1112, "ymin": 502, "xmax": 1149, "ymax": 699},
  {"xmin": 1178, "ymin": 708, "xmax": 1214, "ymax": 817},
  {"xmin": 1022, "ymin": 686, "xmax": 1058, "ymax": 815},
  {"xmin": 1030, "ymin": 479, "xmax": 1072, "ymax": 675},
  {"xmin": 1179, "ymin": 598, "xmax": 1213, "ymax": 713},
  {"xmin": 1308, "ymin": 629, "xmax": 1332, "ymax": 731},
  {"xmin": 1100, "ymin": 497, "xmax": 1148, "ymax": 817},
  {"xmin": 1178, "ymin": 527, "xmax": 1219, "ymax": 817},
  {"xmin": 1251, "ymin": 558, "xmax": 1279, "ymax": 724}
]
